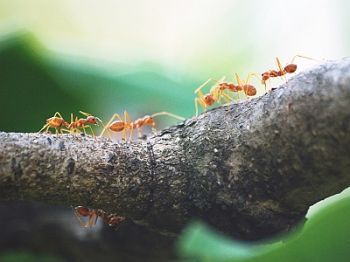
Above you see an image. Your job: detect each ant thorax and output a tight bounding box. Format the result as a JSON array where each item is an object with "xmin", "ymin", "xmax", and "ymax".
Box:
[{"xmin": 47, "ymin": 117, "xmax": 67, "ymax": 128}]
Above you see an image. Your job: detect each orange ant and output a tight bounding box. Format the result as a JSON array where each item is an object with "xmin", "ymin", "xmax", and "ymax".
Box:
[
  {"xmin": 38, "ymin": 112, "xmax": 70, "ymax": 134},
  {"xmin": 194, "ymin": 75, "xmax": 258, "ymax": 116},
  {"xmin": 218, "ymin": 73, "xmax": 258, "ymax": 98},
  {"xmin": 261, "ymin": 55, "xmax": 313, "ymax": 89},
  {"xmin": 234, "ymin": 73, "xmax": 258, "ymax": 97},
  {"xmin": 100, "ymin": 111, "xmax": 185, "ymax": 140},
  {"xmin": 68, "ymin": 111, "xmax": 102, "ymax": 136},
  {"xmin": 74, "ymin": 206, "xmax": 125, "ymax": 229},
  {"xmin": 194, "ymin": 78, "xmax": 233, "ymax": 116}
]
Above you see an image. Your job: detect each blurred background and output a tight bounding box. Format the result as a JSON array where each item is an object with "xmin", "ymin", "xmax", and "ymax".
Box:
[{"xmin": 0, "ymin": 0, "xmax": 349, "ymax": 261}]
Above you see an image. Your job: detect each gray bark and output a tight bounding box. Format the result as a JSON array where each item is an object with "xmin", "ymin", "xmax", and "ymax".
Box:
[{"xmin": 1, "ymin": 58, "xmax": 350, "ymax": 240}]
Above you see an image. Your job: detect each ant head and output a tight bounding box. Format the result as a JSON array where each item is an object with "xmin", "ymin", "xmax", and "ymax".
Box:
[
  {"xmin": 204, "ymin": 94, "xmax": 215, "ymax": 106},
  {"xmin": 144, "ymin": 116, "xmax": 155, "ymax": 126},
  {"xmin": 261, "ymin": 73, "xmax": 269, "ymax": 81},
  {"xmin": 285, "ymin": 64, "xmax": 297, "ymax": 73},
  {"xmin": 75, "ymin": 206, "xmax": 90, "ymax": 217}
]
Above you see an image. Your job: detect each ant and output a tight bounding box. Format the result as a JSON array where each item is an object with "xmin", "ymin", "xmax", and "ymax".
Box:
[
  {"xmin": 234, "ymin": 73, "xmax": 258, "ymax": 97},
  {"xmin": 194, "ymin": 74, "xmax": 258, "ymax": 116},
  {"xmin": 74, "ymin": 206, "xmax": 125, "ymax": 229},
  {"xmin": 218, "ymin": 73, "xmax": 258, "ymax": 98},
  {"xmin": 68, "ymin": 111, "xmax": 102, "ymax": 136},
  {"xmin": 194, "ymin": 78, "xmax": 233, "ymax": 116},
  {"xmin": 100, "ymin": 111, "xmax": 185, "ymax": 140},
  {"xmin": 261, "ymin": 55, "xmax": 313, "ymax": 89},
  {"xmin": 39, "ymin": 112, "xmax": 70, "ymax": 134}
]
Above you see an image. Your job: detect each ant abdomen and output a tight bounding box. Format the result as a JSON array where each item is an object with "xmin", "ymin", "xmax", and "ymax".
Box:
[
  {"xmin": 243, "ymin": 85, "xmax": 257, "ymax": 96},
  {"xmin": 284, "ymin": 64, "xmax": 297, "ymax": 73}
]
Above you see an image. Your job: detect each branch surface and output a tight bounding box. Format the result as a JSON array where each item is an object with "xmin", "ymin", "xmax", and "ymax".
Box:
[{"xmin": 1, "ymin": 58, "xmax": 350, "ymax": 240}]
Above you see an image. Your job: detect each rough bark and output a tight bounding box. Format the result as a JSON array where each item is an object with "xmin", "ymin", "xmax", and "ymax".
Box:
[{"xmin": 1, "ymin": 58, "xmax": 350, "ymax": 241}]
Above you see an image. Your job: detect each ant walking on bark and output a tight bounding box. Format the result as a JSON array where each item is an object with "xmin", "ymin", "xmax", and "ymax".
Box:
[
  {"xmin": 39, "ymin": 112, "xmax": 70, "ymax": 134},
  {"xmin": 68, "ymin": 111, "xmax": 102, "ymax": 136},
  {"xmin": 194, "ymin": 78, "xmax": 234, "ymax": 116},
  {"xmin": 74, "ymin": 206, "xmax": 125, "ymax": 229},
  {"xmin": 100, "ymin": 111, "xmax": 185, "ymax": 140},
  {"xmin": 261, "ymin": 55, "xmax": 314, "ymax": 89},
  {"xmin": 194, "ymin": 74, "xmax": 258, "ymax": 116},
  {"xmin": 39, "ymin": 111, "xmax": 102, "ymax": 136}
]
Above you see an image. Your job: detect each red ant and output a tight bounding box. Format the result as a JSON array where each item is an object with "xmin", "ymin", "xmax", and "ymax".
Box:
[
  {"xmin": 194, "ymin": 74, "xmax": 258, "ymax": 116},
  {"xmin": 39, "ymin": 112, "xmax": 69, "ymax": 134},
  {"xmin": 100, "ymin": 111, "xmax": 185, "ymax": 140},
  {"xmin": 74, "ymin": 206, "xmax": 125, "ymax": 229},
  {"xmin": 261, "ymin": 55, "xmax": 313, "ymax": 89},
  {"xmin": 68, "ymin": 111, "xmax": 102, "ymax": 136},
  {"xmin": 220, "ymin": 73, "xmax": 258, "ymax": 98},
  {"xmin": 194, "ymin": 78, "xmax": 233, "ymax": 116}
]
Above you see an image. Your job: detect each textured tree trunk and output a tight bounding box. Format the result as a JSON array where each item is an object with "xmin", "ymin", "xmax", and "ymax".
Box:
[{"xmin": 1, "ymin": 58, "xmax": 350, "ymax": 241}]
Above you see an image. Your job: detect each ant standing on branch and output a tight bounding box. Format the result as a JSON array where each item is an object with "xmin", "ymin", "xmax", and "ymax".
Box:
[
  {"xmin": 261, "ymin": 55, "xmax": 314, "ymax": 89},
  {"xmin": 194, "ymin": 74, "xmax": 259, "ymax": 116},
  {"xmin": 39, "ymin": 111, "xmax": 102, "ymax": 136},
  {"xmin": 100, "ymin": 111, "xmax": 185, "ymax": 140},
  {"xmin": 68, "ymin": 111, "xmax": 102, "ymax": 136},
  {"xmin": 39, "ymin": 112, "xmax": 70, "ymax": 134},
  {"xmin": 74, "ymin": 206, "xmax": 125, "ymax": 229}
]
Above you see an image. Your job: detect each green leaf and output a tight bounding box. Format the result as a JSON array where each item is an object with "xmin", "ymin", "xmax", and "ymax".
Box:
[{"xmin": 178, "ymin": 195, "xmax": 350, "ymax": 262}]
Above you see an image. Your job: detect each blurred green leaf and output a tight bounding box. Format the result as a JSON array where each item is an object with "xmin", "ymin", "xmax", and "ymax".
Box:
[
  {"xmin": 0, "ymin": 33, "xmax": 198, "ymax": 133},
  {"xmin": 0, "ymin": 251, "xmax": 64, "ymax": 262},
  {"xmin": 178, "ymin": 196, "xmax": 350, "ymax": 262}
]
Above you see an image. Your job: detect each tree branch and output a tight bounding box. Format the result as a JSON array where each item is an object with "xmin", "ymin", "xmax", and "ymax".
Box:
[{"xmin": 1, "ymin": 58, "xmax": 350, "ymax": 240}]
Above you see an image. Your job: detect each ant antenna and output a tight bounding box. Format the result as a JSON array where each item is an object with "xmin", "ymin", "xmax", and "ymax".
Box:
[
  {"xmin": 150, "ymin": 111, "xmax": 185, "ymax": 121},
  {"xmin": 194, "ymin": 78, "xmax": 212, "ymax": 94},
  {"xmin": 289, "ymin": 54, "xmax": 316, "ymax": 64}
]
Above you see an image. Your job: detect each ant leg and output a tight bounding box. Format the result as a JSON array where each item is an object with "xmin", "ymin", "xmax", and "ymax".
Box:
[
  {"xmin": 195, "ymin": 97, "xmax": 206, "ymax": 117},
  {"xmin": 88, "ymin": 125, "xmax": 95, "ymax": 137},
  {"xmin": 124, "ymin": 111, "xmax": 134, "ymax": 141},
  {"xmin": 129, "ymin": 125, "xmax": 134, "ymax": 140},
  {"xmin": 220, "ymin": 92, "xmax": 233, "ymax": 103},
  {"xmin": 82, "ymin": 125, "xmax": 95, "ymax": 137},
  {"xmin": 210, "ymin": 76, "xmax": 225, "ymax": 101},
  {"xmin": 235, "ymin": 73, "xmax": 243, "ymax": 87},
  {"xmin": 87, "ymin": 211, "xmax": 99, "ymax": 228},
  {"xmin": 61, "ymin": 128, "xmax": 70, "ymax": 134},
  {"xmin": 38, "ymin": 123, "xmax": 49, "ymax": 133},
  {"xmin": 235, "ymin": 73, "xmax": 247, "ymax": 98},
  {"xmin": 150, "ymin": 112, "xmax": 185, "ymax": 121},
  {"xmin": 245, "ymin": 73, "xmax": 262, "ymax": 84},
  {"xmin": 100, "ymin": 113, "xmax": 123, "ymax": 137},
  {"xmin": 194, "ymin": 98, "xmax": 199, "ymax": 117},
  {"xmin": 53, "ymin": 112, "xmax": 64, "ymax": 118},
  {"xmin": 275, "ymin": 57, "xmax": 287, "ymax": 82},
  {"xmin": 194, "ymin": 78, "xmax": 212, "ymax": 94},
  {"xmin": 245, "ymin": 73, "xmax": 263, "ymax": 94},
  {"xmin": 137, "ymin": 128, "xmax": 142, "ymax": 138},
  {"xmin": 73, "ymin": 207, "xmax": 88, "ymax": 228},
  {"xmin": 80, "ymin": 126, "xmax": 87, "ymax": 136}
]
